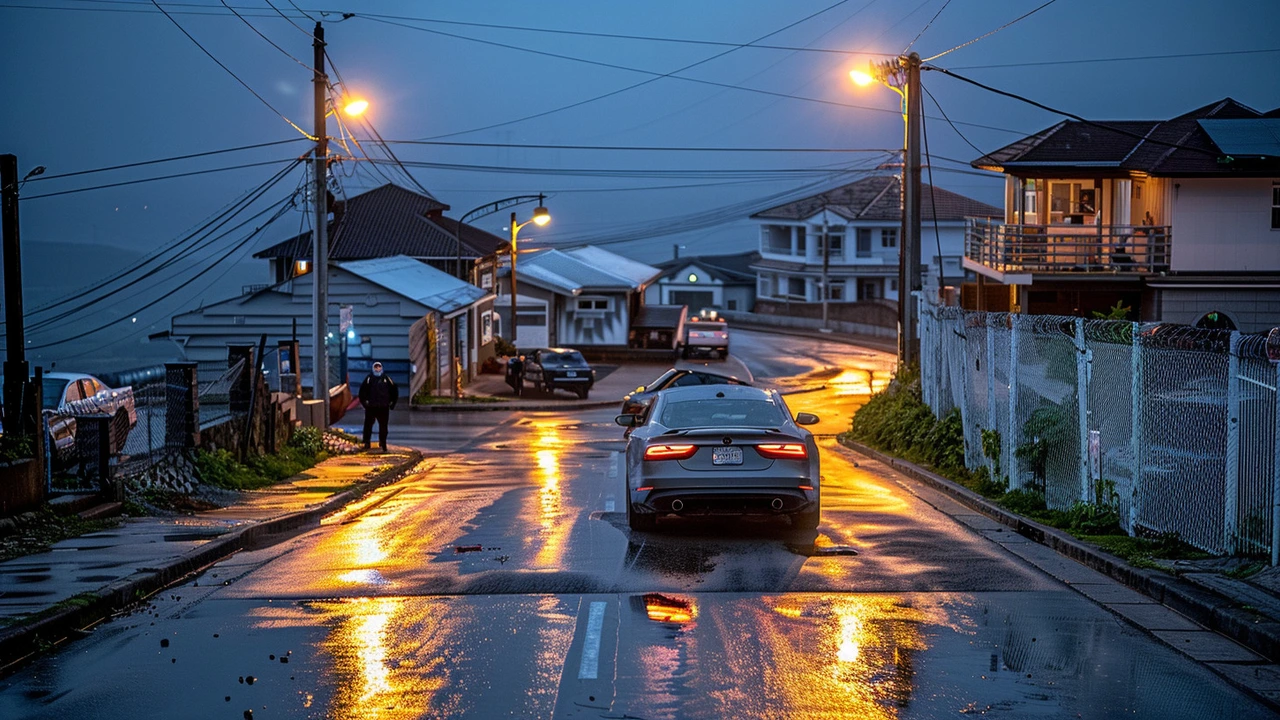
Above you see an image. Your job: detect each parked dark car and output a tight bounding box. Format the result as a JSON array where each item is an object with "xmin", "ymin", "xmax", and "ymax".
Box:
[
  {"xmin": 523, "ymin": 348, "xmax": 596, "ymax": 399},
  {"xmin": 621, "ymin": 367, "xmax": 750, "ymax": 416}
]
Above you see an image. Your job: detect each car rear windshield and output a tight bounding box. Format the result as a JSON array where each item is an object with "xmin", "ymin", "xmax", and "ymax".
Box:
[
  {"xmin": 546, "ymin": 351, "xmax": 587, "ymax": 365},
  {"xmin": 691, "ymin": 322, "xmax": 726, "ymax": 332},
  {"xmin": 42, "ymin": 379, "xmax": 69, "ymax": 410},
  {"xmin": 660, "ymin": 399, "xmax": 784, "ymax": 428}
]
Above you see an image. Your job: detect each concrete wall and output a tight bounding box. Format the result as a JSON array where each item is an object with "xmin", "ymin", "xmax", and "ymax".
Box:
[
  {"xmin": 1157, "ymin": 287, "xmax": 1280, "ymax": 333},
  {"xmin": 1171, "ymin": 178, "xmax": 1280, "ymax": 273},
  {"xmin": 720, "ymin": 307, "xmax": 898, "ymax": 339}
]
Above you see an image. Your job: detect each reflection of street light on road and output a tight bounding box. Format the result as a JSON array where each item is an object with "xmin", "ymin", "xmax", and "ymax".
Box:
[
  {"xmin": 851, "ymin": 53, "xmax": 922, "ymax": 366},
  {"xmin": 509, "ymin": 197, "xmax": 551, "ymax": 345}
]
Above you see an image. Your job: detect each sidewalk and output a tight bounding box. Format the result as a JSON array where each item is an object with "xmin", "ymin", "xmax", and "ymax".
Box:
[
  {"xmin": 0, "ymin": 448, "xmax": 423, "ymax": 668},
  {"xmin": 840, "ymin": 437, "xmax": 1280, "ymax": 707}
]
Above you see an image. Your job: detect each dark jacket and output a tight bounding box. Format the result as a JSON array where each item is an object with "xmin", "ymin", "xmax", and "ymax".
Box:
[{"xmin": 359, "ymin": 373, "xmax": 399, "ymax": 409}]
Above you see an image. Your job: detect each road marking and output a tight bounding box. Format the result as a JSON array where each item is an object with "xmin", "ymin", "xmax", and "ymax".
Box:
[
  {"xmin": 578, "ymin": 601, "xmax": 607, "ymax": 680},
  {"xmin": 607, "ymin": 452, "xmax": 620, "ymax": 479},
  {"xmin": 605, "ymin": 498, "xmax": 615, "ymax": 512}
]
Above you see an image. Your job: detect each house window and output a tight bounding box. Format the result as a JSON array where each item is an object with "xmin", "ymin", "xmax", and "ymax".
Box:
[
  {"xmin": 857, "ymin": 279, "xmax": 880, "ymax": 301},
  {"xmin": 1272, "ymin": 183, "xmax": 1280, "ymax": 229},
  {"xmin": 889, "ymin": 279, "xmax": 898, "ymax": 292},
  {"xmin": 727, "ymin": 299, "xmax": 738, "ymax": 310},
  {"xmin": 856, "ymin": 228, "xmax": 873, "ymax": 258},
  {"xmin": 827, "ymin": 281, "xmax": 845, "ymax": 301},
  {"xmin": 787, "ymin": 277, "xmax": 806, "ymax": 298},
  {"xmin": 818, "ymin": 231, "xmax": 844, "ymax": 258},
  {"xmin": 576, "ymin": 298, "xmax": 610, "ymax": 312},
  {"xmin": 881, "ymin": 229, "xmax": 898, "ymax": 248},
  {"xmin": 294, "ymin": 259, "xmax": 310, "ymax": 275},
  {"xmin": 795, "ymin": 226, "xmax": 807, "ymax": 256}
]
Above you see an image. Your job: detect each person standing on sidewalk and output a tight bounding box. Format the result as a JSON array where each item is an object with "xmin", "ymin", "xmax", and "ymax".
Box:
[{"xmin": 358, "ymin": 361, "xmax": 398, "ymax": 451}]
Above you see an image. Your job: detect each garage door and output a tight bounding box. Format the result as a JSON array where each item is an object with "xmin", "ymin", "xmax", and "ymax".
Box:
[{"xmin": 669, "ymin": 291, "xmax": 715, "ymax": 313}]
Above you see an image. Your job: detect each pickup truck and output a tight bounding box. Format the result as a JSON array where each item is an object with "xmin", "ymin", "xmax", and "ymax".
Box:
[{"xmin": 1, "ymin": 372, "xmax": 139, "ymax": 458}]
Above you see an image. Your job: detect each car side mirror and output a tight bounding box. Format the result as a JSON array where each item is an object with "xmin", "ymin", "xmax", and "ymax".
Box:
[
  {"xmin": 614, "ymin": 414, "xmax": 640, "ymax": 427},
  {"xmin": 795, "ymin": 412, "xmax": 820, "ymax": 426}
]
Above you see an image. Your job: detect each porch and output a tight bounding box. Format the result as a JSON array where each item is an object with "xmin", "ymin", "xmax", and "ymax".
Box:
[{"xmin": 964, "ymin": 218, "xmax": 1171, "ymax": 280}]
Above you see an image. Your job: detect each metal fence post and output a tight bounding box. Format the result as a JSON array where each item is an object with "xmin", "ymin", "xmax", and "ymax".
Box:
[
  {"xmin": 986, "ymin": 316, "xmax": 997, "ymax": 479},
  {"xmin": 1272, "ymin": 358, "xmax": 1280, "ymax": 566},
  {"xmin": 1006, "ymin": 318, "xmax": 1019, "ymax": 489},
  {"xmin": 164, "ymin": 362, "xmax": 199, "ymax": 450},
  {"xmin": 1225, "ymin": 332, "xmax": 1241, "ymax": 555},
  {"xmin": 1075, "ymin": 319, "xmax": 1090, "ymax": 503},
  {"xmin": 1129, "ymin": 324, "xmax": 1143, "ymax": 532}
]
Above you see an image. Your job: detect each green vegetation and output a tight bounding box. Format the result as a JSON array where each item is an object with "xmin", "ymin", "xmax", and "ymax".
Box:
[
  {"xmin": 413, "ymin": 393, "xmax": 506, "ymax": 405},
  {"xmin": 0, "ymin": 507, "xmax": 121, "ymax": 563},
  {"xmin": 1091, "ymin": 300, "xmax": 1132, "ymax": 321},
  {"xmin": 0, "ymin": 433, "xmax": 35, "ymax": 464},
  {"xmin": 193, "ymin": 431, "xmax": 328, "ymax": 491},
  {"xmin": 842, "ymin": 365, "xmax": 1193, "ymax": 564}
]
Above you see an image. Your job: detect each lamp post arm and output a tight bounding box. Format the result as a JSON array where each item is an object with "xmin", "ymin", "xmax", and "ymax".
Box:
[{"xmin": 454, "ymin": 194, "xmax": 546, "ymax": 281}]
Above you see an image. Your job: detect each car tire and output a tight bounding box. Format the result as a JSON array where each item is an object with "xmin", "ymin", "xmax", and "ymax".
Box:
[
  {"xmin": 793, "ymin": 508, "xmax": 820, "ymax": 530},
  {"xmin": 576, "ymin": 387, "xmax": 590, "ymax": 400},
  {"xmin": 680, "ymin": 347, "xmax": 689, "ymax": 359},
  {"xmin": 628, "ymin": 504, "xmax": 656, "ymax": 531}
]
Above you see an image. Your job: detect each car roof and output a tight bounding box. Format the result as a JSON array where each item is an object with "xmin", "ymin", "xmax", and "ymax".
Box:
[
  {"xmin": 654, "ymin": 384, "xmax": 774, "ymax": 402},
  {"xmin": 672, "ymin": 367, "xmax": 745, "ymax": 383},
  {"xmin": 41, "ymin": 372, "xmax": 97, "ymax": 382}
]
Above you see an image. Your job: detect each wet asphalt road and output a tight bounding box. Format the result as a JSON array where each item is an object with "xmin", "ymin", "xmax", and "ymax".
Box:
[{"xmin": 1, "ymin": 331, "xmax": 1274, "ymax": 718}]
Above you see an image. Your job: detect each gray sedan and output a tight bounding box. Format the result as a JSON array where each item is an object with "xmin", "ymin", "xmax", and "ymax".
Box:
[{"xmin": 616, "ymin": 384, "xmax": 820, "ymax": 531}]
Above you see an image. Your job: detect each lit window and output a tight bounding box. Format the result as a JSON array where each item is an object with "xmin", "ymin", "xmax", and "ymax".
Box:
[{"xmin": 294, "ymin": 259, "xmax": 310, "ymax": 275}]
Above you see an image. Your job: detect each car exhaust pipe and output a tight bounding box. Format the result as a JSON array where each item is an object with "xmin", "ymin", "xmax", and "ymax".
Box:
[
  {"xmin": 771, "ymin": 498, "xmax": 784, "ymax": 511},
  {"xmin": 671, "ymin": 499, "xmax": 685, "ymax": 512}
]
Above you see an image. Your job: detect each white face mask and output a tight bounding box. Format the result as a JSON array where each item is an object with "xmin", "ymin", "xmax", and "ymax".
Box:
[{"xmin": 373, "ymin": 368, "xmax": 383, "ymax": 377}]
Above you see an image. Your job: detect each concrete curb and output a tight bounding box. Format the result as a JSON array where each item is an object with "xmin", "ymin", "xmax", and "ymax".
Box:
[
  {"xmin": 0, "ymin": 448, "xmax": 424, "ymax": 670},
  {"xmin": 410, "ymin": 398, "xmax": 619, "ymax": 412},
  {"xmin": 836, "ymin": 437, "xmax": 1280, "ymax": 664}
]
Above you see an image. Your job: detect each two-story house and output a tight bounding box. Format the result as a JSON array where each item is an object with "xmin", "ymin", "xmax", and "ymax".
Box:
[
  {"xmin": 965, "ymin": 98, "xmax": 1280, "ymax": 331},
  {"xmin": 749, "ymin": 174, "xmax": 1001, "ymax": 317}
]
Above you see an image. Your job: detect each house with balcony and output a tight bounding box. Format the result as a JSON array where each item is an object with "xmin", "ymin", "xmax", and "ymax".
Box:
[
  {"xmin": 966, "ymin": 97, "xmax": 1280, "ymax": 331},
  {"xmin": 749, "ymin": 175, "xmax": 1000, "ymax": 326}
]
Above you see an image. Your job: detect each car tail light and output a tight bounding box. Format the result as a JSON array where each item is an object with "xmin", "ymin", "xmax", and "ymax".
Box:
[
  {"xmin": 755, "ymin": 443, "xmax": 808, "ymax": 459},
  {"xmin": 644, "ymin": 444, "xmax": 697, "ymax": 461}
]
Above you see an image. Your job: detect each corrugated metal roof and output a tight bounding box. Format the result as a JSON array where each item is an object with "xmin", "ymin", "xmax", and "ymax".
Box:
[
  {"xmin": 633, "ymin": 305, "xmax": 686, "ymax": 328},
  {"xmin": 337, "ymin": 255, "xmax": 489, "ymax": 314},
  {"xmin": 516, "ymin": 248, "xmax": 658, "ymax": 294},
  {"xmin": 564, "ymin": 246, "xmax": 663, "ymax": 286},
  {"xmin": 751, "ymin": 175, "xmax": 1001, "ymax": 222}
]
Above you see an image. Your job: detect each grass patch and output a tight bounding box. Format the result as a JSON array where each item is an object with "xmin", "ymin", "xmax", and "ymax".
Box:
[
  {"xmin": 0, "ymin": 591, "xmax": 100, "ymax": 629},
  {"xmin": 0, "ymin": 508, "xmax": 121, "ymax": 562},
  {"xmin": 413, "ymin": 394, "xmax": 507, "ymax": 405},
  {"xmin": 193, "ymin": 432, "xmax": 329, "ymax": 491},
  {"xmin": 1084, "ymin": 533, "xmax": 1212, "ymax": 571}
]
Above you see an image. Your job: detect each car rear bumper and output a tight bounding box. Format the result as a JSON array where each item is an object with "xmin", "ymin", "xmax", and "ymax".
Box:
[{"xmin": 632, "ymin": 486, "xmax": 817, "ymax": 516}]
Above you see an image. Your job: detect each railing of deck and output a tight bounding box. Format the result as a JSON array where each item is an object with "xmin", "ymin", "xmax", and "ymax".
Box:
[{"xmin": 965, "ymin": 218, "xmax": 1171, "ymax": 274}]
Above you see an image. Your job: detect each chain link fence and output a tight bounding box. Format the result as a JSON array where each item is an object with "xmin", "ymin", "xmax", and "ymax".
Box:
[{"xmin": 918, "ymin": 298, "xmax": 1280, "ymax": 561}]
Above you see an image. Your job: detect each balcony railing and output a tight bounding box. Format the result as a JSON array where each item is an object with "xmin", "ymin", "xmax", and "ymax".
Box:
[{"xmin": 965, "ymin": 218, "xmax": 1171, "ymax": 275}]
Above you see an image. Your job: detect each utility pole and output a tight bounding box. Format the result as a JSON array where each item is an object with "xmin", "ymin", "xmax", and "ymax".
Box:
[
  {"xmin": 509, "ymin": 211, "xmax": 520, "ymax": 345},
  {"xmin": 903, "ymin": 51, "xmax": 923, "ymax": 366},
  {"xmin": 312, "ymin": 21, "xmax": 330, "ymax": 427},
  {"xmin": 820, "ymin": 210, "xmax": 830, "ymax": 330},
  {"xmin": 1, "ymin": 155, "xmax": 29, "ymax": 434}
]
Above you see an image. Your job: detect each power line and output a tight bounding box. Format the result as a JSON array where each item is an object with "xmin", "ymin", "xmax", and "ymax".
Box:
[
  {"xmin": 384, "ymin": 140, "xmax": 898, "ymax": 153},
  {"xmin": 947, "ymin": 47, "xmax": 1280, "ymax": 70},
  {"xmin": 373, "ymin": 0, "xmax": 865, "ymax": 140},
  {"xmin": 148, "ymin": 0, "xmax": 312, "ymax": 138},
  {"xmin": 929, "ymin": 66, "xmax": 1220, "ymax": 158},
  {"xmin": 924, "ymin": 0, "xmax": 1060, "ymax": 62},
  {"xmin": 920, "ymin": 82, "xmax": 986, "ymax": 158},
  {"xmin": 27, "ymin": 139, "xmax": 306, "ymax": 183},
  {"xmin": 22, "ymin": 159, "xmax": 301, "ymax": 199},
  {"xmin": 360, "ymin": 157, "xmax": 882, "ymax": 180},
  {"xmin": 219, "ymin": 0, "xmax": 311, "ymax": 69},
  {"xmin": 904, "ymin": 0, "xmax": 952, "ymax": 53}
]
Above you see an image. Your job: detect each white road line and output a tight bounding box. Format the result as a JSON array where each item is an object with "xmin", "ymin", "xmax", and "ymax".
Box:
[
  {"xmin": 578, "ymin": 601, "xmax": 608, "ymax": 680},
  {"xmin": 605, "ymin": 498, "xmax": 615, "ymax": 512}
]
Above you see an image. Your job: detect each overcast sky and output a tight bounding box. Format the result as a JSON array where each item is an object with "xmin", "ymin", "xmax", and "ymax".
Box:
[{"xmin": 2, "ymin": 0, "xmax": 1279, "ymax": 367}]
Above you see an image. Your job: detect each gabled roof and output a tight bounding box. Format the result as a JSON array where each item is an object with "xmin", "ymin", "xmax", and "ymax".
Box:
[
  {"xmin": 973, "ymin": 98, "xmax": 1280, "ymax": 175},
  {"xmin": 750, "ymin": 175, "xmax": 1000, "ymax": 222},
  {"xmin": 254, "ymin": 184, "xmax": 503, "ymax": 261},
  {"xmin": 653, "ymin": 251, "xmax": 760, "ymax": 284},
  {"xmin": 337, "ymin": 255, "xmax": 489, "ymax": 314},
  {"xmin": 514, "ymin": 247, "xmax": 661, "ymax": 296}
]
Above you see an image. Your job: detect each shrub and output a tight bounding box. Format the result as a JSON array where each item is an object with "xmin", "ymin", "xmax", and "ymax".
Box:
[
  {"xmin": 194, "ymin": 449, "xmax": 264, "ymax": 490},
  {"xmin": 0, "ymin": 433, "xmax": 34, "ymax": 464},
  {"xmin": 288, "ymin": 426, "xmax": 325, "ymax": 456}
]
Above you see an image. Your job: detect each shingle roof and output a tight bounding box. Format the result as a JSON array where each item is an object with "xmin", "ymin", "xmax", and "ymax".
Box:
[
  {"xmin": 973, "ymin": 98, "xmax": 1279, "ymax": 176},
  {"xmin": 253, "ymin": 184, "xmax": 503, "ymax": 260},
  {"xmin": 750, "ymin": 175, "xmax": 1000, "ymax": 222}
]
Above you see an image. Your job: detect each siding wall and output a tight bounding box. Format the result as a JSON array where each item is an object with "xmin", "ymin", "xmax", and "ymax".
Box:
[
  {"xmin": 1158, "ymin": 288, "xmax": 1280, "ymax": 334},
  {"xmin": 1171, "ymin": 178, "xmax": 1280, "ymax": 272}
]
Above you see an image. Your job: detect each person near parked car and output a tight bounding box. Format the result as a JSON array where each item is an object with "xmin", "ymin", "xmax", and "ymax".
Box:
[
  {"xmin": 506, "ymin": 354, "xmax": 526, "ymax": 397},
  {"xmin": 358, "ymin": 361, "xmax": 398, "ymax": 451}
]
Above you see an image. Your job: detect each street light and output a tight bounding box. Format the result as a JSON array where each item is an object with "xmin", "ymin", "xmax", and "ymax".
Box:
[
  {"xmin": 851, "ymin": 52, "xmax": 922, "ymax": 367},
  {"xmin": 508, "ymin": 197, "xmax": 551, "ymax": 345}
]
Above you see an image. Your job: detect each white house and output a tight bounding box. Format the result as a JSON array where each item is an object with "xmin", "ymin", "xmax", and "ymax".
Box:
[
  {"xmin": 750, "ymin": 175, "xmax": 1001, "ymax": 305},
  {"xmin": 644, "ymin": 251, "xmax": 759, "ymax": 314},
  {"xmin": 966, "ymin": 97, "xmax": 1280, "ymax": 331}
]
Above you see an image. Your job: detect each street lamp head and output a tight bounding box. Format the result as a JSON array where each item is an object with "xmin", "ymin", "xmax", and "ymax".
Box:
[
  {"xmin": 849, "ymin": 69, "xmax": 875, "ymax": 87},
  {"xmin": 532, "ymin": 206, "xmax": 551, "ymax": 226},
  {"xmin": 343, "ymin": 98, "xmax": 369, "ymax": 117}
]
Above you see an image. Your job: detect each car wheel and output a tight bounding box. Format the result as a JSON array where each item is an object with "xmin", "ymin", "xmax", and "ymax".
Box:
[
  {"xmin": 793, "ymin": 508, "xmax": 820, "ymax": 530},
  {"xmin": 628, "ymin": 504, "xmax": 656, "ymax": 531},
  {"xmin": 576, "ymin": 387, "xmax": 590, "ymax": 400},
  {"xmin": 680, "ymin": 347, "xmax": 689, "ymax": 359}
]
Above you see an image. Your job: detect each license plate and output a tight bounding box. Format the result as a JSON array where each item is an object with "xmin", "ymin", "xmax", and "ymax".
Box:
[
  {"xmin": 565, "ymin": 371, "xmax": 577, "ymax": 377},
  {"xmin": 712, "ymin": 447, "xmax": 743, "ymax": 465}
]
